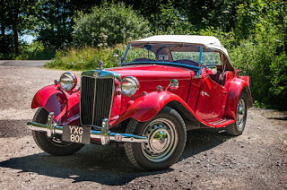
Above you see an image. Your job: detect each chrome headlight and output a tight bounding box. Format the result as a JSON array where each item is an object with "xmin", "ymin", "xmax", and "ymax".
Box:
[
  {"xmin": 60, "ymin": 72, "xmax": 77, "ymax": 91},
  {"xmin": 121, "ymin": 76, "xmax": 139, "ymax": 96}
]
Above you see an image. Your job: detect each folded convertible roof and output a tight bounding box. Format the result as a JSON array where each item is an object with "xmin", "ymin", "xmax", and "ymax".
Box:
[{"xmin": 129, "ymin": 35, "xmax": 229, "ymax": 57}]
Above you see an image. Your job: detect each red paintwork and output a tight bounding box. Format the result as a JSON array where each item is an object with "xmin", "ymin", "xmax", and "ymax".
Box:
[
  {"xmin": 31, "ymin": 84, "xmax": 80, "ymax": 125},
  {"xmin": 31, "ymin": 63, "xmax": 252, "ymax": 130},
  {"xmin": 224, "ymin": 77, "xmax": 252, "ymax": 120},
  {"xmin": 186, "ymin": 77, "xmax": 202, "ymax": 110},
  {"xmin": 196, "ymin": 77, "xmax": 225, "ymax": 120},
  {"xmin": 109, "ymin": 65, "xmax": 192, "ymax": 117},
  {"xmin": 110, "ymin": 90, "xmax": 233, "ymax": 128}
]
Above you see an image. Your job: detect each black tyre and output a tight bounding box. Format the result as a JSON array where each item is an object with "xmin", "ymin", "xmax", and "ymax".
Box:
[
  {"xmin": 226, "ymin": 93, "xmax": 248, "ymax": 136},
  {"xmin": 32, "ymin": 108, "xmax": 84, "ymax": 156},
  {"xmin": 124, "ymin": 107, "xmax": 187, "ymax": 171}
]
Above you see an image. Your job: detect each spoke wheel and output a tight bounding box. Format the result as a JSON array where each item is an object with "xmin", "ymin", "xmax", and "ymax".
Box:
[
  {"xmin": 142, "ymin": 118, "xmax": 178, "ymax": 163},
  {"xmin": 236, "ymin": 98, "xmax": 245, "ymax": 131},
  {"xmin": 125, "ymin": 107, "xmax": 186, "ymax": 171}
]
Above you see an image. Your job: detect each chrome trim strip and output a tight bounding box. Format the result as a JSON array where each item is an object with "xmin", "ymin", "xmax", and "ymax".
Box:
[
  {"xmin": 81, "ymin": 70, "xmax": 122, "ymax": 82},
  {"xmin": 109, "ymin": 79, "xmax": 115, "ymax": 122},
  {"xmin": 27, "ymin": 114, "xmax": 147, "ymax": 144},
  {"xmin": 92, "ymin": 76, "xmax": 97, "ymax": 125}
]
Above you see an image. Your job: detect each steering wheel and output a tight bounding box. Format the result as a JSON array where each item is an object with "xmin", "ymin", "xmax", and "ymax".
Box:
[
  {"xmin": 131, "ymin": 58, "xmax": 155, "ymax": 62},
  {"xmin": 174, "ymin": 59, "xmax": 199, "ymax": 67}
]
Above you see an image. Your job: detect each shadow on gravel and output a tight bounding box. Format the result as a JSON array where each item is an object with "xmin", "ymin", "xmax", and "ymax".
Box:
[
  {"xmin": 181, "ymin": 129, "xmax": 232, "ymax": 160},
  {"xmin": 268, "ymin": 116, "xmax": 287, "ymax": 121},
  {"xmin": 0, "ymin": 129, "xmax": 231, "ymax": 186}
]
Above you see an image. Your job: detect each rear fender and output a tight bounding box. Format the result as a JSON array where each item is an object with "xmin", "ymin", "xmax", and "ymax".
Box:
[
  {"xmin": 31, "ymin": 85, "xmax": 80, "ymax": 124},
  {"xmin": 225, "ymin": 77, "xmax": 252, "ymax": 120}
]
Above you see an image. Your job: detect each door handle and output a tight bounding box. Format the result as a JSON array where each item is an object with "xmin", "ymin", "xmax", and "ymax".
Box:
[{"xmin": 200, "ymin": 91, "xmax": 210, "ymax": 97}]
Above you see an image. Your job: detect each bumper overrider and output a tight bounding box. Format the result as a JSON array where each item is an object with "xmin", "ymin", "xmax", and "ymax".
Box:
[{"xmin": 27, "ymin": 112, "xmax": 148, "ymax": 145}]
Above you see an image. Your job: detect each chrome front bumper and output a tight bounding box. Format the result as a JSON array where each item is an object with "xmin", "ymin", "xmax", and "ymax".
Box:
[{"xmin": 27, "ymin": 112, "xmax": 148, "ymax": 145}]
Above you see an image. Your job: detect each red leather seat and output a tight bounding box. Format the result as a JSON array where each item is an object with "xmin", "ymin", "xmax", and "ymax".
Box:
[
  {"xmin": 210, "ymin": 71, "xmax": 233, "ymax": 86},
  {"xmin": 222, "ymin": 71, "xmax": 233, "ymax": 86}
]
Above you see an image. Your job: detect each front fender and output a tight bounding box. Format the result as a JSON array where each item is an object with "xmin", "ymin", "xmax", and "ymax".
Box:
[
  {"xmin": 31, "ymin": 85, "xmax": 80, "ymax": 124},
  {"xmin": 225, "ymin": 77, "xmax": 252, "ymax": 120},
  {"xmin": 111, "ymin": 91, "xmax": 203, "ymax": 127}
]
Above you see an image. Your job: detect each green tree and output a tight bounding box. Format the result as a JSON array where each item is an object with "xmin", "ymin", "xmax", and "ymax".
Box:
[
  {"xmin": 231, "ymin": 0, "xmax": 287, "ymax": 109},
  {"xmin": 35, "ymin": 0, "xmax": 101, "ymax": 50},
  {"xmin": 112, "ymin": 0, "xmax": 169, "ymax": 29},
  {"xmin": 153, "ymin": 1, "xmax": 193, "ymax": 34},
  {"xmin": 172, "ymin": 0, "xmax": 239, "ymax": 32},
  {"xmin": 0, "ymin": 0, "xmax": 39, "ymax": 58},
  {"xmin": 73, "ymin": 2, "xmax": 150, "ymax": 47},
  {"xmin": 36, "ymin": 0, "xmax": 74, "ymax": 50}
]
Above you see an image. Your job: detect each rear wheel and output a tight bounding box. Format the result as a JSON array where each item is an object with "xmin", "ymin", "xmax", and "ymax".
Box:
[
  {"xmin": 226, "ymin": 93, "xmax": 248, "ymax": 136},
  {"xmin": 32, "ymin": 108, "xmax": 84, "ymax": 156},
  {"xmin": 124, "ymin": 107, "xmax": 186, "ymax": 171}
]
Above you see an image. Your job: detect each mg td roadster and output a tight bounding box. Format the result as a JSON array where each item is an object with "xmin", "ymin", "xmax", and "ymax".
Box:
[{"xmin": 27, "ymin": 35, "xmax": 252, "ymax": 171}]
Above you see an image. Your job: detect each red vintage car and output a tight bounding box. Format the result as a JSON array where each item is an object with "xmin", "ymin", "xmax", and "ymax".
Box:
[{"xmin": 27, "ymin": 35, "xmax": 252, "ymax": 171}]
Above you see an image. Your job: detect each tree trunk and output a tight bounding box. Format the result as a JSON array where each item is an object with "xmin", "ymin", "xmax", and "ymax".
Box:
[
  {"xmin": 0, "ymin": 0, "xmax": 5, "ymax": 37},
  {"xmin": 12, "ymin": 24, "xmax": 19, "ymax": 55},
  {"xmin": 9, "ymin": 0, "xmax": 20, "ymax": 56}
]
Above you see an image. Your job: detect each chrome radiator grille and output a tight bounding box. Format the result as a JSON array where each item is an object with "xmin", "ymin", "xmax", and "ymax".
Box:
[{"xmin": 80, "ymin": 76, "xmax": 114, "ymax": 126}]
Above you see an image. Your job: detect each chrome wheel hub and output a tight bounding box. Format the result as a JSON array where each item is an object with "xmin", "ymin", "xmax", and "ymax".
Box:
[
  {"xmin": 150, "ymin": 128, "xmax": 170, "ymax": 154},
  {"xmin": 236, "ymin": 98, "xmax": 245, "ymax": 131},
  {"xmin": 142, "ymin": 118, "xmax": 178, "ymax": 162}
]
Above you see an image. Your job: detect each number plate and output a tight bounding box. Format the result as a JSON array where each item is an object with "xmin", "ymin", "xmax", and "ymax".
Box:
[{"xmin": 62, "ymin": 125, "xmax": 91, "ymax": 144}]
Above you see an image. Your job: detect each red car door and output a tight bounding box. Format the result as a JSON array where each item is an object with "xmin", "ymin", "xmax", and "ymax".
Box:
[{"xmin": 195, "ymin": 76, "xmax": 225, "ymax": 120}]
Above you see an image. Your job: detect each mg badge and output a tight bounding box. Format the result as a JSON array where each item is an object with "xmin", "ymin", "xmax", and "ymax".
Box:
[{"xmin": 115, "ymin": 134, "xmax": 122, "ymax": 142}]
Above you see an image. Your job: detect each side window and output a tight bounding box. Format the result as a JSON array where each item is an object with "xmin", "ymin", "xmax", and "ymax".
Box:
[{"xmin": 202, "ymin": 52, "xmax": 222, "ymax": 67}]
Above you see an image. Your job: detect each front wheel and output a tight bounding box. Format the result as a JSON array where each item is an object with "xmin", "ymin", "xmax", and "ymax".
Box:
[
  {"xmin": 124, "ymin": 107, "xmax": 187, "ymax": 171},
  {"xmin": 32, "ymin": 108, "xmax": 84, "ymax": 156}
]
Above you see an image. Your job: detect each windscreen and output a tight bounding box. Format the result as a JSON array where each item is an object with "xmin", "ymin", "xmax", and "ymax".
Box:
[{"xmin": 122, "ymin": 43, "xmax": 219, "ymax": 69}]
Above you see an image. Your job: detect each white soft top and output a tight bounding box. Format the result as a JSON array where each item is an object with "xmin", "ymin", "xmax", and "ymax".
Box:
[{"xmin": 130, "ymin": 35, "xmax": 229, "ymax": 57}]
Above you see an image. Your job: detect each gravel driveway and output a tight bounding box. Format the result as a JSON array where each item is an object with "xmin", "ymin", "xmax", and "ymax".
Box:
[{"xmin": 0, "ymin": 62, "xmax": 286, "ymax": 189}]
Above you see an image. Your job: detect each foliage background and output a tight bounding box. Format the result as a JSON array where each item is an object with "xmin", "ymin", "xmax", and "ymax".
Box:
[{"xmin": 0, "ymin": 0, "xmax": 286, "ymax": 109}]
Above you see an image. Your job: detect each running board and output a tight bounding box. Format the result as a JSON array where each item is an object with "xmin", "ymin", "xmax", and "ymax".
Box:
[{"xmin": 203, "ymin": 118, "xmax": 235, "ymax": 128}]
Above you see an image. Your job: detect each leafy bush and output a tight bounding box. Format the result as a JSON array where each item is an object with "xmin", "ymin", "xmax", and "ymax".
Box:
[
  {"xmin": 269, "ymin": 52, "xmax": 287, "ymax": 108},
  {"xmin": 73, "ymin": 2, "xmax": 150, "ymax": 47},
  {"xmin": 230, "ymin": 29, "xmax": 287, "ymax": 109},
  {"xmin": 229, "ymin": 0, "xmax": 287, "ymax": 109},
  {"xmin": 152, "ymin": 2, "xmax": 193, "ymax": 35},
  {"xmin": 46, "ymin": 45, "xmax": 125, "ymax": 70},
  {"xmin": 15, "ymin": 41, "xmax": 55, "ymax": 60}
]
